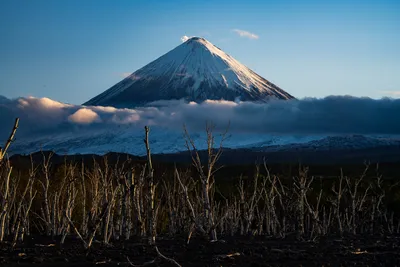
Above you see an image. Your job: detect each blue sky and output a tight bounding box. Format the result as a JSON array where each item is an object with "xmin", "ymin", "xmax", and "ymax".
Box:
[{"xmin": 1, "ymin": 0, "xmax": 399, "ymax": 104}]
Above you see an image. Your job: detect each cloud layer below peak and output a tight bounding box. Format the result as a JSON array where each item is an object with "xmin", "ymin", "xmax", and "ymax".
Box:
[{"xmin": 0, "ymin": 96, "xmax": 400, "ymax": 141}]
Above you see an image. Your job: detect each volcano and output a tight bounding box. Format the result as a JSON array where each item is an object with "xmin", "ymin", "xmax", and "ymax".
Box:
[{"xmin": 84, "ymin": 37, "xmax": 294, "ymax": 107}]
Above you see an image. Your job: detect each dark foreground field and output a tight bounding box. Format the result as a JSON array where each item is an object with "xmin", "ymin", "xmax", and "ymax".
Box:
[
  {"xmin": 2, "ymin": 234, "xmax": 400, "ymax": 266},
  {"xmin": 2, "ymin": 154, "xmax": 400, "ymax": 266}
]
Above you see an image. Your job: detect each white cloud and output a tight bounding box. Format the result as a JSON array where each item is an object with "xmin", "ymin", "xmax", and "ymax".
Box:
[
  {"xmin": 181, "ymin": 35, "xmax": 192, "ymax": 42},
  {"xmin": 232, "ymin": 29, "xmax": 259, "ymax": 40},
  {"xmin": 204, "ymin": 99, "xmax": 238, "ymax": 107},
  {"xmin": 14, "ymin": 97, "xmax": 71, "ymax": 125},
  {"xmin": 92, "ymin": 106, "xmax": 117, "ymax": 113},
  {"xmin": 68, "ymin": 108, "xmax": 100, "ymax": 124},
  {"xmin": 18, "ymin": 96, "xmax": 70, "ymax": 109},
  {"xmin": 112, "ymin": 112, "xmax": 140, "ymax": 124}
]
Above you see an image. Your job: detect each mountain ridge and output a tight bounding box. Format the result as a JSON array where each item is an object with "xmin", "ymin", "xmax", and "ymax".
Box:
[{"xmin": 84, "ymin": 37, "xmax": 294, "ymax": 107}]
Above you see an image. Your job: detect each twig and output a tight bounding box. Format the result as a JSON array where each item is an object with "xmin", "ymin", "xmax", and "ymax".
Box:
[
  {"xmin": 155, "ymin": 246, "xmax": 182, "ymax": 267},
  {"xmin": 0, "ymin": 118, "xmax": 19, "ymax": 163},
  {"xmin": 126, "ymin": 256, "xmax": 156, "ymax": 267},
  {"xmin": 215, "ymin": 252, "xmax": 241, "ymax": 259}
]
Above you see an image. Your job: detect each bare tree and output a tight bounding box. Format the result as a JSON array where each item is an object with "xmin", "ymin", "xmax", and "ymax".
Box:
[
  {"xmin": 175, "ymin": 167, "xmax": 207, "ymax": 243},
  {"xmin": 330, "ymin": 169, "xmax": 345, "ymax": 235},
  {"xmin": 37, "ymin": 151, "xmax": 55, "ymax": 237},
  {"xmin": 136, "ymin": 126, "xmax": 180, "ymax": 267},
  {"xmin": 183, "ymin": 122, "xmax": 228, "ymax": 241},
  {"xmin": 11, "ymin": 162, "xmax": 37, "ymax": 247},
  {"xmin": 0, "ymin": 160, "xmax": 13, "ymax": 241},
  {"xmin": 0, "ymin": 118, "xmax": 19, "ymax": 164},
  {"xmin": 237, "ymin": 166, "xmax": 263, "ymax": 235},
  {"xmin": 144, "ymin": 126, "xmax": 157, "ymax": 245},
  {"xmin": 345, "ymin": 162, "xmax": 371, "ymax": 235},
  {"xmin": 293, "ymin": 166, "xmax": 312, "ymax": 237},
  {"xmin": 0, "ymin": 118, "xmax": 19, "ymax": 242}
]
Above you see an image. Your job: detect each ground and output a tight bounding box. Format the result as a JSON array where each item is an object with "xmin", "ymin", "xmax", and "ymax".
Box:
[{"xmin": 1, "ymin": 234, "xmax": 400, "ymax": 266}]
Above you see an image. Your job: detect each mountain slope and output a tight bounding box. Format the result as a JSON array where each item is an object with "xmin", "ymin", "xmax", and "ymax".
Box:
[
  {"xmin": 9, "ymin": 129, "xmax": 400, "ymax": 165},
  {"xmin": 84, "ymin": 37, "xmax": 294, "ymax": 107}
]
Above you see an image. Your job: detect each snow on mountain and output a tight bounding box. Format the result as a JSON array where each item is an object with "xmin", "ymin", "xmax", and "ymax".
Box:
[
  {"xmin": 254, "ymin": 135, "xmax": 400, "ymax": 152},
  {"xmin": 10, "ymin": 128, "xmax": 400, "ymax": 157},
  {"xmin": 297, "ymin": 135, "xmax": 400, "ymax": 150},
  {"xmin": 84, "ymin": 37, "xmax": 294, "ymax": 108},
  {"xmin": 7, "ymin": 125, "xmax": 284, "ymax": 156}
]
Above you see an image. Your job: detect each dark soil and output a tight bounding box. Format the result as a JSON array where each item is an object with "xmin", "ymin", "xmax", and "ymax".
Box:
[{"xmin": 1, "ymin": 234, "xmax": 400, "ymax": 266}]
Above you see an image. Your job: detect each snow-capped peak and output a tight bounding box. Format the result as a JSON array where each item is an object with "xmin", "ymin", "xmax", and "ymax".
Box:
[{"xmin": 84, "ymin": 37, "xmax": 294, "ymax": 108}]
